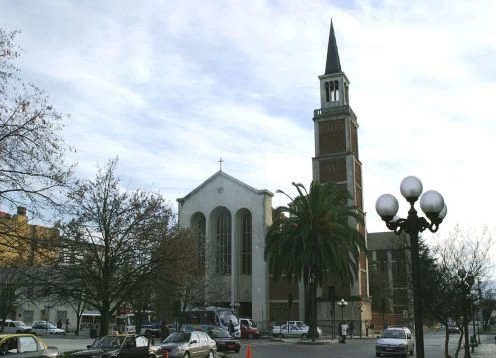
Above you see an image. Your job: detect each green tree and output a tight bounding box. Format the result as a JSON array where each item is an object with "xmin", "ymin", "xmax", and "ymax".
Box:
[{"xmin": 264, "ymin": 181, "xmax": 366, "ymax": 340}]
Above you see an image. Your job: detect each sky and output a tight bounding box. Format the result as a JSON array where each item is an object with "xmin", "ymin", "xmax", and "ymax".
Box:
[{"xmin": 2, "ymin": 0, "xmax": 496, "ymax": 249}]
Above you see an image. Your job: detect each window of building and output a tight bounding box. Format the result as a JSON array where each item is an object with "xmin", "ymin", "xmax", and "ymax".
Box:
[
  {"xmin": 195, "ymin": 216, "xmax": 206, "ymax": 269},
  {"xmin": 328, "ymin": 161, "xmax": 336, "ymax": 171},
  {"xmin": 216, "ymin": 210, "xmax": 231, "ymax": 274},
  {"xmin": 241, "ymin": 212, "xmax": 252, "ymax": 274}
]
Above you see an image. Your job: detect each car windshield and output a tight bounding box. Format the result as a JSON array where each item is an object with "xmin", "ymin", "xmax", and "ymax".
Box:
[
  {"xmin": 92, "ymin": 336, "xmax": 125, "ymax": 348},
  {"xmin": 163, "ymin": 332, "xmax": 191, "ymax": 343},
  {"xmin": 382, "ymin": 330, "xmax": 406, "ymax": 339},
  {"xmin": 48, "ymin": 323, "xmax": 57, "ymax": 329},
  {"xmin": 218, "ymin": 309, "xmax": 238, "ymax": 325},
  {"xmin": 209, "ymin": 330, "xmax": 230, "ymax": 338},
  {"xmin": 14, "ymin": 321, "xmax": 26, "ymax": 326}
]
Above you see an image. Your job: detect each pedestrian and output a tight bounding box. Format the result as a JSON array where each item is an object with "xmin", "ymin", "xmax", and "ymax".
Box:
[
  {"xmin": 349, "ymin": 320, "xmax": 354, "ymax": 339},
  {"xmin": 341, "ymin": 321, "xmax": 348, "ymax": 344},
  {"xmin": 337, "ymin": 322, "xmax": 343, "ymax": 343},
  {"xmin": 228, "ymin": 320, "xmax": 235, "ymax": 336},
  {"xmin": 57, "ymin": 319, "xmax": 62, "ymax": 329},
  {"xmin": 365, "ymin": 321, "xmax": 369, "ymax": 337},
  {"xmin": 65, "ymin": 318, "xmax": 70, "ymax": 333}
]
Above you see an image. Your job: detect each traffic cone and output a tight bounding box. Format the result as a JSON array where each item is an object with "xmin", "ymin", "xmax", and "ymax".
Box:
[
  {"xmin": 163, "ymin": 350, "xmax": 168, "ymax": 358},
  {"xmin": 246, "ymin": 344, "xmax": 252, "ymax": 358}
]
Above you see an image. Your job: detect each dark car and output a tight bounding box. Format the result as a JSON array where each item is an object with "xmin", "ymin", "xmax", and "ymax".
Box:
[
  {"xmin": 70, "ymin": 334, "xmax": 162, "ymax": 358},
  {"xmin": 208, "ymin": 329, "xmax": 241, "ymax": 353},
  {"xmin": 448, "ymin": 325, "xmax": 461, "ymax": 334},
  {"xmin": 0, "ymin": 333, "xmax": 63, "ymax": 357}
]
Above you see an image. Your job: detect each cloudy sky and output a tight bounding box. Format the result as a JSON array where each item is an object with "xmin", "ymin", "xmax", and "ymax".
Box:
[{"xmin": 2, "ymin": 1, "xmax": 496, "ymax": 246}]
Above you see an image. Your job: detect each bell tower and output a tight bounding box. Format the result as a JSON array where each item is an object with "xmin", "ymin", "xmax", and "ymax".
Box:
[{"xmin": 312, "ymin": 21, "xmax": 368, "ymax": 299}]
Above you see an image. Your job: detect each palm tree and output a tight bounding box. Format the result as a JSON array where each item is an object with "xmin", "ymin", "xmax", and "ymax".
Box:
[{"xmin": 265, "ymin": 181, "xmax": 366, "ymax": 340}]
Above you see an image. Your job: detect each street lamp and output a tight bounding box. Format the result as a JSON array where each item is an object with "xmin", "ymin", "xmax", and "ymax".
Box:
[
  {"xmin": 337, "ymin": 299, "xmax": 348, "ymax": 323},
  {"xmin": 376, "ymin": 176, "xmax": 447, "ymax": 358},
  {"xmin": 457, "ymin": 269, "xmax": 475, "ymax": 358},
  {"xmin": 358, "ymin": 302, "xmax": 363, "ymax": 338}
]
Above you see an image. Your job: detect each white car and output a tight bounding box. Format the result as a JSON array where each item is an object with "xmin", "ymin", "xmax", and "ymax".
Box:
[
  {"xmin": 376, "ymin": 327, "xmax": 414, "ymax": 357},
  {"xmin": 272, "ymin": 323, "xmax": 322, "ymax": 338},
  {"xmin": 31, "ymin": 321, "xmax": 66, "ymax": 336},
  {"xmin": 0, "ymin": 319, "xmax": 32, "ymax": 333}
]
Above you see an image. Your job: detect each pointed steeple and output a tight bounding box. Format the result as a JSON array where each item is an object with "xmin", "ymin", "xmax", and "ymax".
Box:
[{"xmin": 324, "ymin": 20, "xmax": 342, "ymax": 75}]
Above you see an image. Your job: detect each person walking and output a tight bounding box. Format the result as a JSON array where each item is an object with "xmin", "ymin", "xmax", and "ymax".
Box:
[
  {"xmin": 341, "ymin": 322, "xmax": 348, "ymax": 344},
  {"xmin": 349, "ymin": 320, "xmax": 354, "ymax": 339},
  {"xmin": 228, "ymin": 320, "xmax": 235, "ymax": 336},
  {"xmin": 337, "ymin": 322, "xmax": 343, "ymax": 343}
]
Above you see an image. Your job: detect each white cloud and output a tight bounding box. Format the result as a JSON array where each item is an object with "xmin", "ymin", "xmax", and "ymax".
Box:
[{"xmin": 2, "ymin": 0, "xmax": 496, "ymax": 255}]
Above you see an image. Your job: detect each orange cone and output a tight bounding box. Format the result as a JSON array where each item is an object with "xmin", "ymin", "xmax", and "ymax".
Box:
[{"xmin": 246, "ymin": 344, "xmax": 252, "ymax": 358}]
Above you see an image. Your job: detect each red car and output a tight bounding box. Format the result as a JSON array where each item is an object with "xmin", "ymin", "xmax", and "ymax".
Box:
[{"xmin": 239, "ymin": 318, "xmax": 261, "ymax": 339}]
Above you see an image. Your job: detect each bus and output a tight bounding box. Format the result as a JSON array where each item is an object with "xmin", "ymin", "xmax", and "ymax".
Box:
[{"xmin": 181, "ymin": 307, "xmax": 240, "ymax": 337}]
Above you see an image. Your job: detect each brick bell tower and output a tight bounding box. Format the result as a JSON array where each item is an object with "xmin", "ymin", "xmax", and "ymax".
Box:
[{"xmin": 312, "ymin": 21, "xmax": 369, "ymax": 306}]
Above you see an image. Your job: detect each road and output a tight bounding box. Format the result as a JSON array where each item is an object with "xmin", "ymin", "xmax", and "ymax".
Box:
[{"xmin": 40, "ymin": 330, "xmax": 492, "ymax": 357}]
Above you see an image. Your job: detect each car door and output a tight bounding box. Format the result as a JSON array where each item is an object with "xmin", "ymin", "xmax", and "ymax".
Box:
[
  {"xmin": 189, "ymin": 332, "xmax": 203, "ymax": 358},
  {"xmin": 15, "ymin": 335, "xmax": 44, "ymax": 357},
  {"xmin": 117, "ymin": 336, "xmax": 149, "ymax": 358}
]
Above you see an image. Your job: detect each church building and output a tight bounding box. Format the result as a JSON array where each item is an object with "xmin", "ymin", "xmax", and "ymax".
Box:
[{"xmin": 177, "ymin": 21, "xmax": 371, "ymax": 331}]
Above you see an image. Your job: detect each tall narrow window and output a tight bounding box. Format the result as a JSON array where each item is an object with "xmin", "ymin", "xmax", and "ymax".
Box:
[
  {"xmin": 325, "ymin": 82, "xmax": 330, "ymax": 102},
  {"xmin": 216, "ymin": 210, "xmax": 231, "ymax": 274},
  {"xmin": 195, "ymin": 215, "xmax": 206, "ymax": 269},
  {"xmin": 241, "ymin": 212, "xmax": 252, "ymax": 274}
]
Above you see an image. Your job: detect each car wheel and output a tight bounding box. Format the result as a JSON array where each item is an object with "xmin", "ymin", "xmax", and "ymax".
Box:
[
  {"xmin": 248, "ymin": 333, "xmax": 253, "ymax": 339},
  {"xmin": 207, "ymin": 350, "xmax": 214, "ymax": 358},
  {"xmin": 235, "ymin": 348, "xmax": 240, "ymax": 353},
  {"xmin": 184, "ymin": 352, "xmax": 190, "ymax": 358},
  {"xmin": 301, "ymin": 333, "xmax": 307, "ymax": 339},
  {"xmin": 376, "ymin": 353, "xmax": 380, "ymax": 357}
]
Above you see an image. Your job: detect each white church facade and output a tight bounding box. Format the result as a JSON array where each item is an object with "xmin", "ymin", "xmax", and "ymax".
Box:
[{"xmin": 176, "ymin": 21, "xmax": 371, "ymax": 331}]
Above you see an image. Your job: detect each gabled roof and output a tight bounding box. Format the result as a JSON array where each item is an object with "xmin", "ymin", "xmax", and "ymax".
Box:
[
  {"xmin": 177, "ymin": 170, "xmax": 273, "ymax": 203},
  {"xmin": 324, "ymin": 20, "xmax": 342, "ymax": 75}
]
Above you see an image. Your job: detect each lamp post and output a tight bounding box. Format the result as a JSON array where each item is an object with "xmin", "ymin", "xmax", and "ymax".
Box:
[
  {"xmin": 457, "ymin": 269, "xmax": 475, "ymax": 358},
  {"xmin": 337, "ymin": 299, "xmax": 348, "ymax": 323},
  {"xmin": 376, "ymin": 176, "xmax": 447, "ymax": 358},
  {"xmin": 358, "ymin": 303, "xmax": 363, "ymax": 338}
]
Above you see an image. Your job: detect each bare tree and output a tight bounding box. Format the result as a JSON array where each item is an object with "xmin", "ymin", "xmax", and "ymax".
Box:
[
  {"xmin": 52, "ymin": 158, "xmax": 176, "ymax": 336},
  {"xmin": 429, "ymin": 226, "xmax": 494, "ymax": 358},
  {"xmin": 0, "ymin": 28, "xmax": 75, "ymax": 221}
]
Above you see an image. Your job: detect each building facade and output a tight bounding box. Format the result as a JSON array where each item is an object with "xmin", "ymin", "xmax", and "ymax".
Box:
[
  {"xmin": 311, "ymin": 21, "xmax": 371, "ymax": 328},
  {"xmin": 177, "ymin": 170, "xmax": 273, "ymax": 324}
]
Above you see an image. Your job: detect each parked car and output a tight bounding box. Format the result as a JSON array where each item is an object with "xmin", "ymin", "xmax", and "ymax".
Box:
[
  {"xmin": 448, "ymin": 325, "xmax": 461, "ymax": 334},
  {"xmin": 376, "ymin": 327, "xmax": 414, "ymax": 357},
  {"xmin": 207, "ymin": 329, "xmax": 241, "ymax": 352},
  {"xmin": 271, "ymin": 323, "xmax": 322, "ymax": 338},
  {"xmin": 140, "ymin": 321, "xmax": 162, "ymax": 337},
  {"xmin": 159, "ymin": 330, "xmax": 216, "ymax": 358},
  {"xmin": 0, "ymin": 320, "xmax": 32, "ymax": 334},
  {"xmin": 70, "ymin": 334, "xmax": 162, "ymax": 358},
  {"xmin": 0, "ymin": 333, "xmax": 63, "ymax": 357},
  {"xmin": 239, "ymin": 318, "xmax": 261, "ymax": 339},
  {"xmin": 31, "ymin": 321, "xmax": 65, "ymax": 336}
]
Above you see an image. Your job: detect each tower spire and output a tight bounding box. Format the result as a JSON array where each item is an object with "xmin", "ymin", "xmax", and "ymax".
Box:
[{"xmin": 324, "ymin": 20, "xmax": 342, "ymax": 75}]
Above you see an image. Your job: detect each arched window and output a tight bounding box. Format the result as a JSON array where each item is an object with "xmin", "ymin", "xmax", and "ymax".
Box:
[
  {"xmin": 193, "ymin": 215, "xmax": 206, "ymax": 269},
  {"xmin": 241, "ymin": 212, "xmax": 252, "ymax": 274},
  {"xmin": 215, "ymin": 209, "xmax": 231, "ymax": 274},
  {"xmin": 333, "ymin": 80, "xmax": 340, "ymax": 101},
  {"xmin": 325, "ymin": 82, "xmax": 330, "ymax": 102}
]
